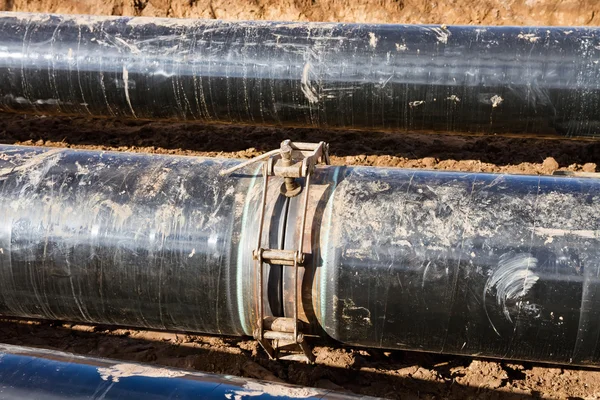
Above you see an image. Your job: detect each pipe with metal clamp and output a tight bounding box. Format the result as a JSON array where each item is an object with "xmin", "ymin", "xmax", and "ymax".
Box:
[{"xmin": 0, "ymin": 144, "xmax": 599, "ymax": 365}]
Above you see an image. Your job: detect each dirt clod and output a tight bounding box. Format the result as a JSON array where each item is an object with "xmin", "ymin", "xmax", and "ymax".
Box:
[
  {"xmin": 541, "ymin": 156, "xmax": 560, "ymax": 174},
  {"xmin": 583, "ymin": 162, "xmax": 597, "ymax": 172}
]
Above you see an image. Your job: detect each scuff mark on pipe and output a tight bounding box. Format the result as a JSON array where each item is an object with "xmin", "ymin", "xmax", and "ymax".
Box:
[
  {"xmin": 484, "ymin": 252, "xmax": 539, "ymax": 336},
  {"xmin": 491, "ymin": 95, "xmax": 503, "ymax": 108},
  {"xmin": 122, "ymin": 65, "xmax": 137, "ymax": 118},
  {"xmin": 518, "ymin": 33, "xmax": 541, "ymax": 43},
  {"xmin": 300, "ymin": 62, "xmax": 319, "ymax": 104},
  {"xmin": 368, "ymin": 32, "xmax": 378, "ymax": 48},
  {"xmin": 431, "ymin": 27, "xmax": 451, "ymax": 44},
  {"xmin": 0, "ymin": 148, "xmax": 63, "ymax": 178}
]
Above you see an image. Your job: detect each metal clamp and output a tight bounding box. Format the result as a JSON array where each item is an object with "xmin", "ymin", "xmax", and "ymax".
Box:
[{"xmin": 221, "ymin": 140, "xmax": 329, "ymax": 363}]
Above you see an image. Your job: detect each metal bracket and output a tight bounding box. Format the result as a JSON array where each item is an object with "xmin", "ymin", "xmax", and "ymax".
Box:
[{"xmin": 220, "ymin": 140, "xmax": 329, "ymax": 363}]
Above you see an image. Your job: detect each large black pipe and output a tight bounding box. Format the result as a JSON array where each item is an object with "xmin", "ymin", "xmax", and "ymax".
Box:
[
  {"xmin": 315, "ymin": 166, "xmax": 600, "ymax": 365},
  {"xmin": 0, "ymin": 344, "xmax": 364, "ymax": 399},
  {"xmin": 0, "ymin": 147, "xmax": 263, "ymax": 337},
  {"xmin": 1, "ymin": 12, "xmax": 600, "ymax": 137},
  {"xmin": 1, "ymin": 145, "xmax": 600, "ymax": 366}
]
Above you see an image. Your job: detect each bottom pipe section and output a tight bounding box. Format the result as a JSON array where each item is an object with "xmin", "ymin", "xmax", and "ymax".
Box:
[{"xmin": 0, "ymin": 344, "xmax": 368, "ymax": 400}]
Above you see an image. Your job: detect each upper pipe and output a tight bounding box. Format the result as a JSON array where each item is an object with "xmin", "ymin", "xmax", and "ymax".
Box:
[{"xmin": 1, "ymin": 12, "xmax": 600, "ymax": 137}]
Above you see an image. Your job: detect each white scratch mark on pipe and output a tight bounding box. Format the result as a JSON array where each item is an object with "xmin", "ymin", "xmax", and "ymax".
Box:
[
  {"xmin": 99, "ymin": 71, "xmax": 115, "ymax": 117},
  {"xmin": 447, "ymin": 95, "xmax": 461, "ymax": 102},
  {"xmin": 69, "ymin": 276, "xmax": 91, "ymax": 322},
  {"xmin": 517, "ymin": 33, "xmax": 540, "ymax": 43},
  {"xmin": 188, "ymin": 248, "xmax": 196, "ymax": 258},
  {"xmin": 421, "ymin": 261, "xmax": 431, "ymax": 288},
  {"xmin": 380, "ymin": 75, "xmax": 393, "ymax": 89},
  {"xmin": 395, "ymin": 43, "xmax": 407, "ymax": 51},
  {"xmin": 484, "ymin": 253, "xmax": 539, "ymax": 336},
  {"xmin": 491, "ymin": 95, "xmax": 503, "ymax": 108},
  {"xmin": 431, "ymin": 27, "xmax": 450, "ymax": 44},
  {"xmin": 300, "ymin": 62, "xmax": 319, "ymax": 104},
  {"xmin": 368, "ymin": 32, "xmax": 378, "ymax": 48},
  {"xmin": 0, "ymin": 149, "xmax": 63, "ymax": 179},
  {"xmin": 122, "ymin": 66, "xmax": 137, "ymax": 118},
  {"xmin": 114, "ymin": 36, "xmax": 141, "ymax": 54},
  {"xmin": 409, "ymin": 100, "xmax": 425, "ymax": 107}
]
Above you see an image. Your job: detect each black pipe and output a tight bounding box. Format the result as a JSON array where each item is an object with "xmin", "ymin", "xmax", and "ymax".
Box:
[
  {"xmin": 1, "ymin": 145, "xmax": 600, "ymax": 366},
  {"xmin": 312, "ymin": 166, "xmax": 600, "ymax": 365},
  {"xmin": 0, "ymin": 146, "xmax": 265, "ymax": 337},
  {"xmin": 1, "ymin": 12, "xmax": 600, "ymax": 138},
  {"xmin": 0, "ymin": 344, "xmax": 364, "ymax": 399}
]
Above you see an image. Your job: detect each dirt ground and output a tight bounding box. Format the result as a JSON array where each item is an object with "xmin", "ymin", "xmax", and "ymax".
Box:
[
  {"xmin": 2, "ymin": 0, "xmax": 600, "ymax": 26},
  {"xmin": 1, "ymin": 1, "xmax": 600, "ymax": 399}
]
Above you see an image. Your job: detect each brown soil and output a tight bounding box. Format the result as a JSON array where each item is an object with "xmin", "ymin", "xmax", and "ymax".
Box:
[
  {"xmin": 4, "ymin": 318, "xmax": 600, "ymax": 400},
  {"xmin": 3, "ymin": 0, "xmax": 600, "ymax": 26},
  {"xmin": 2, "ymin": 1, "xmax": 600, "ymax": 399},
  {"xmin": 1, "ymin": 114, "xmax": 599, "ymax": 175}
]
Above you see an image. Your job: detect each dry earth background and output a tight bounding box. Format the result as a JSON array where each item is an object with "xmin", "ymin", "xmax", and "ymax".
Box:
[{"xmin": 1, "ymin": 0, "xmax": 600, "ymax": 399}]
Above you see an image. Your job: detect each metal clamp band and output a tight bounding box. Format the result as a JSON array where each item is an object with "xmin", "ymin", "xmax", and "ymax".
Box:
[{"xmin": 222, "ymin": 140, "xmax": 329, "ymax": 363}]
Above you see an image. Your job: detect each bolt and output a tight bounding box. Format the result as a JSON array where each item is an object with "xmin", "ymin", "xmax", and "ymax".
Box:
[
  {"xmin": 280, "ymin": 141, "xmax": 302, "ymax": 197},
  {"xmin": 280, "ymin": 140, "xmax": 293, "ymax": 161},
  {"xmin": 283, "ymin": 177, "xmax": 300, "ymax": 196}
]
